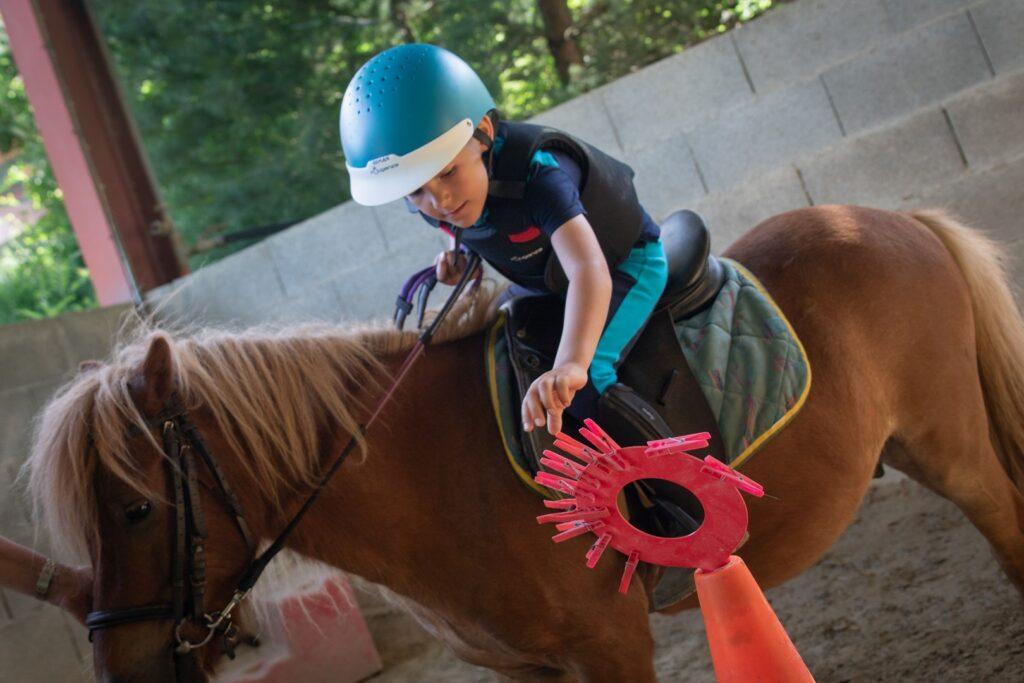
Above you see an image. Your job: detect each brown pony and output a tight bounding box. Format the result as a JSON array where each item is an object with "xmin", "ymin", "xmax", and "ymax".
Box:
[{"xmin": 25, "ymin": 206, "xmax": 1024, "ymax": 682}]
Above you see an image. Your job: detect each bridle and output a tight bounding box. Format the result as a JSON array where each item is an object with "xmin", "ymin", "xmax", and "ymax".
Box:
[
  {"xmin": 85, "ymin": 396, "xmax": 258, "ymax": 673},
  {"xmin": 84, "ymin": 253, "xmax": 482, "ymax": 680}
]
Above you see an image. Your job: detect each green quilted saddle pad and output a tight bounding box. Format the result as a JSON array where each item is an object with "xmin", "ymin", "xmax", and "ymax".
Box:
[{"xmin": 674, "ymin": 258, "xmax": 810, "ymax": 467}]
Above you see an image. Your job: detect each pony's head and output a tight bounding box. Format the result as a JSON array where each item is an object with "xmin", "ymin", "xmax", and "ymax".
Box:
[
  {"xmin": 24, "ymin": 286, "xmax": 500, "ymax": 681},
  {"xmin": 26, "ymin": 323, "xmax": 388, "ymax": 680}
]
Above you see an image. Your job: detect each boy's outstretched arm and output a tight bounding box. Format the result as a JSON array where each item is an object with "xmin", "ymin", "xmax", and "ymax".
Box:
[{"xmin": 522, "ymin": 215, "xmax": 611, "ymax": 435}]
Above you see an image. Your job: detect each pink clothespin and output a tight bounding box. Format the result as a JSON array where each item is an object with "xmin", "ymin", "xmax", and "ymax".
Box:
[{"xmin": 700, "ymin": 456, "xmax": 764, "ymax": 498}]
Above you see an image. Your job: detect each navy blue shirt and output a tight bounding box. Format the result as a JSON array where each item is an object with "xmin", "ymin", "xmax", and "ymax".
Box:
[{"xmin": 418, "ymin": 123, "xmax": 660, "ymax": 292}]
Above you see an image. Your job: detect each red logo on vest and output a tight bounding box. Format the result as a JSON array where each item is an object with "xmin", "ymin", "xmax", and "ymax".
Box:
[{"xmin": 508, "ymin": 226, "xmax": 541, "ymax": 243}]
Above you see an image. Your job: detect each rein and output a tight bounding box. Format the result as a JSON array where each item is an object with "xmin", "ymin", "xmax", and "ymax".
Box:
[{"xmin": 85, "ymin": 253, "xmax": 482, "ymax": 676}]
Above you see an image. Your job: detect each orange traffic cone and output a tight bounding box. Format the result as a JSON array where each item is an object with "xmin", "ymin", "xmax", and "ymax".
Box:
[{"xmin": 695, "ymin": 555, "xmax": 814, "ymax": 682}]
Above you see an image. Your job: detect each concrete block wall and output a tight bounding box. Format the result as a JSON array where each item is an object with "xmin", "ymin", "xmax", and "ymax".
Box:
[{"xmin": 147, "ymin": 0, "xmax": 1024, "ymax": 327}]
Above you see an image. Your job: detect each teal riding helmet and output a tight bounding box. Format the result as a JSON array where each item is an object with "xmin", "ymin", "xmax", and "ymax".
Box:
[{"xmin": 340, "ymin": 43, "xmax": 496, "ymax": 206}]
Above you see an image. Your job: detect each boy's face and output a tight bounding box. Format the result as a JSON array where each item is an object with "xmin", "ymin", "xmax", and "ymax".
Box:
[{"xmin": 405, "ymin": 122, "xmax": 492, "ymax": 228}]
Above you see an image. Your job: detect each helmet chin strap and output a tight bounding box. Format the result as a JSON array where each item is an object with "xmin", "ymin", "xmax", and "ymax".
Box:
[
  {"xmin": 472, "ymin": 127, "xmax": 493, "ymax": 148},
  {"xmin": 472, "ymin": 120, "xmax": 497, "ymax": 179}
]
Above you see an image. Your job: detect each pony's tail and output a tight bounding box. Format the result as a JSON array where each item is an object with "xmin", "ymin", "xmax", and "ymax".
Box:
[{"xmin": 910, "ymin": 210, "xmax": 1024, "ymax": 487}]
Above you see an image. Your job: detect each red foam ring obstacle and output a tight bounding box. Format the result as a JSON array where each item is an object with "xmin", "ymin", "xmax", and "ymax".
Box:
[{"xmin": 534, "ymin": 419, "xmax": 764, "ymax": 592}]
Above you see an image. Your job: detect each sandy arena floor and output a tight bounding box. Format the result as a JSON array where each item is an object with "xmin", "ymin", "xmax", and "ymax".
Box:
[{"xmin": 353, "ymin": 474, "xmax": 1024, "ymax": 682}]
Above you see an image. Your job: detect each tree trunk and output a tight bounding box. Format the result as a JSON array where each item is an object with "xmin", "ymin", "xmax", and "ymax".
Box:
[
  {"xmin": 388, "ymin": 0, "xmax": 418, "ymax": 43},
  {"xmin": 537, "ymin": 0, "xmax": 583, "ymax": 85}
]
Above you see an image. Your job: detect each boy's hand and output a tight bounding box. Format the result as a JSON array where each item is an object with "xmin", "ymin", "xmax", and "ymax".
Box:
[
  {"xmin": 522, "ymin": 362, "xmax": 588, "ymax": 436},
  {"xmin": 435, "ymin": 249, "xmax": 468, "ymax": 285}
]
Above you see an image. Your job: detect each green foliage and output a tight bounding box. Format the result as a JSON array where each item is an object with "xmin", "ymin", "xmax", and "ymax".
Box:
[
  {"xmin": 568, "ymin": 0, "xmax": 776, "ymax": 92},
  {"xmin": 92, "ymin": 0, "xmax": 381, "ymax": 268},
  {"xmin": 0, "ymin": 20, "xmax": 97, "ymax": 324},
  {"xmin": 90, "ymin": 0, "xmax": 776, "ymax": 267},
  {"xmin": 0, "ymin": 0, "xmax": 776, "ymax": 323},
  {"xmin": 0, "ymin": 220, "xmax": 97, "ymax": 322}
]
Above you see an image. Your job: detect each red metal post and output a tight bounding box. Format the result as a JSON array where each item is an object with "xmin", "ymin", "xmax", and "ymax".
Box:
[{"xmin": 1, "ymin": 0, "xmax": 186, "ymax": 306}]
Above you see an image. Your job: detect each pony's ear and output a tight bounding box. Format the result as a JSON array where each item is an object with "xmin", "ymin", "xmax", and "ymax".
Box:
[{"xmin": 128, "ymin": 334, "xmax": 176, "ymax": 415}]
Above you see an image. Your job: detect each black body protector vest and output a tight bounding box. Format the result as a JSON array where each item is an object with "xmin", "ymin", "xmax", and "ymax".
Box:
[{"xmin": 468, "ymin": 122, "xmax": 647, "ymax": 293}]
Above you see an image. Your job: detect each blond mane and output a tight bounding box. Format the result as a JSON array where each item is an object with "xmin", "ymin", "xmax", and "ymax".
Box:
[{"xmin": 25, "ymin": 284, "xmax": 502, "ymax": 561}]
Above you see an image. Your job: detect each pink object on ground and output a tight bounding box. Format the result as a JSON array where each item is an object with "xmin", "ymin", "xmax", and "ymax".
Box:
[
  {"xmin": 535, "ymin": 419, "xmax": 764, "ymax": 590},
  {"xmin": 216, "ymin": 571, "xmax": 381, "ymax": 683}
]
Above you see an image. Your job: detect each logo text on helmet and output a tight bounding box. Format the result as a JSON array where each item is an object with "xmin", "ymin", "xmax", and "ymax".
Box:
[{"xmin": 369, "ymin": 155, "xmax": 399, "ymax": 175}]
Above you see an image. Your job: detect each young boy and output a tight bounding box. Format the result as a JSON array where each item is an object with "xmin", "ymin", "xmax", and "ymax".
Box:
[{"xmin": 340, "ymin": 43, "xmax": 668, "ymax": 439}]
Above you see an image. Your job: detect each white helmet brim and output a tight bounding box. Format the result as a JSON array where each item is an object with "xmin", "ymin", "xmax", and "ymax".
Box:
[{"xmin": 347, "ymin": 118, "xmax": 476, "ymax": 206}]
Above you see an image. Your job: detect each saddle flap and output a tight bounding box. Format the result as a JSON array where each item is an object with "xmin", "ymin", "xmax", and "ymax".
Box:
[
  {"xmin": 617, "ymin": 309, "xmax": 728, "ymax": 463},
  {"xmin": 502, "ymin": 295, "xmax": 565, "ymax": 467},
  {"xmin": 503, "ymin": 294, "xmax": 563, "ymax": 361}
]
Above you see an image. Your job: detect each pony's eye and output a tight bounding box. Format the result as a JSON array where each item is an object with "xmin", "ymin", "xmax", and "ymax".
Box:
[{"xmin": 124, "ymin": 500, "xmax": 152, "ymax": 524}]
